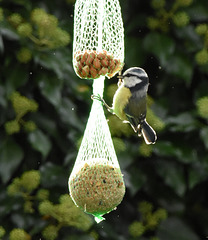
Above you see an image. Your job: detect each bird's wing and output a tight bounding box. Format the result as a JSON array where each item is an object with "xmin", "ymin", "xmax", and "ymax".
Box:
[
  {"xmin": 124, "ymin": 97, "xmax": 140, "ymax": 132},
  {"xmin": 124, "ymin": 96, "xmax": 146, "ymax": 133},
  {"xmin": 125, "ymin": 113, "xmax": 138, "ymax": 132}
]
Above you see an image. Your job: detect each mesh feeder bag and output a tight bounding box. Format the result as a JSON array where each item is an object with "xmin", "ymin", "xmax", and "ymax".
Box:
[
  {"xmin": 69, "ymin": 0, "xmax": 125, "ymax": 223},
  {"xmin": 69, "ymin": 78, "xmax": 125, "ymax": 223},
  {"xmin": 72, "ymin": 0, "xmax": 124, "ymax": 79}
]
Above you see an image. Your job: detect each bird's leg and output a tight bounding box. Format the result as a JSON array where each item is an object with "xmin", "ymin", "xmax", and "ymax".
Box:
[
  {"xmin": 91, "ymin": 94, "xmax": 114, "ymax": 114},
  {"xmin": 137, "ymin": 125, "xmax": 142, "ymax": 136}
]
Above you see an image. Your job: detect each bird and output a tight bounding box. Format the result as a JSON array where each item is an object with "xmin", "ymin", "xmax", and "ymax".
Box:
[{"xmin": 92, "ymin": 67, "xmax": 157, "ymax": 144}]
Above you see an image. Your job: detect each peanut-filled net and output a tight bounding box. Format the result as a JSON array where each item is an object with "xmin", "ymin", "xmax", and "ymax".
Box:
[
  {"xmin": 68, "ymin": 0, "xmax": 125, "ymax": 223},
  {"xmin": 73, "ymin": 0, "xmax": 124, "ymax": 79}
]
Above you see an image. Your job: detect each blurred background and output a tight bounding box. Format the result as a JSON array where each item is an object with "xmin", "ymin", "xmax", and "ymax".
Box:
[{"xmin": 0, "ymin": 0, "xmax": 208, "ymax": 239}]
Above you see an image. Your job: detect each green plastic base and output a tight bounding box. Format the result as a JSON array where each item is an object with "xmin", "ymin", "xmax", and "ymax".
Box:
[{"xmin": 93, "ymin": 213, "xmax": 105, "ymax": 223}]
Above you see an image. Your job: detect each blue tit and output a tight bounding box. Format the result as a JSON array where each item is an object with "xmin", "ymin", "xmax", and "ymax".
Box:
[{"xmin": 92, "ymin": 67, "xmax": 157, "ymax": 144}]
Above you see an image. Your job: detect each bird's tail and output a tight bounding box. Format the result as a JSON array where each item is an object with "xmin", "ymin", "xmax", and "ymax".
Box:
[{"xmin": 140, "ymin": 120, "xmax": 157, "ymax": 144}]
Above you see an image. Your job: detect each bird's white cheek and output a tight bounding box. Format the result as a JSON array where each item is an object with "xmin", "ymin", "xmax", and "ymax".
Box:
[{"xmin": 124, "ymin": 77, "xmax": 142, "ymax": 88}]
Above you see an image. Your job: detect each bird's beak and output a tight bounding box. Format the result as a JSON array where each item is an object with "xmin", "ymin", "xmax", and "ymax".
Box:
[{"xmin": 117, "ymin": 75, "xmax": 123, "ymax": 79}]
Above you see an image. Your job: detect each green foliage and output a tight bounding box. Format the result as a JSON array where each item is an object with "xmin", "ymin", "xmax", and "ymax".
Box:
[
  {"xmin": 4, "ymin": 120, "xmax": 20, "ymax": 135},
  {"xmin": 16, "ymin": 47, "xmax": 32, "ymax": 63},
  {"xmin": 8, "ymin": 170, "xmax": 40, "ymax": 195},
  {"xmin": 129, "ymin": 221, "xmax": 145, "ymax": 238},
  {"xmin": 11, "ymin": 92, "xmax": 38, "ymax": 118},
  {"xmin": 36, "ymin": 189, "xmax": 50, "ymax": 201},
  {"xmin": 29, "ymin": 8, "xmax": 70, "ymax": 49},
  {"xmin": 28, "ymin": 129, "xmax": 52, "ymax": 158},
  {"xmin": 4, "ymin": 92, "xmax": 38, "ymax": 135},
  {"xmin": 6, "ymin": 8, "xmax": 70, "ymax": 52},
  {"xmin": 147, "ymin": 108, "xmax": 165, "ymax": 132},
  {"xmin": 39, "ymin": 200, "xmax": 54, "ymax": 215},
  {"xmin": 1, "ymin": 0, "xmax": 208, "ymax": 239},
  {"xmin": 196, "ymin": 96, "xmax": 208, "ymax": 119},
  {"xmin": 195, "ymin": 48, "xmax": 208, "ymax": 65},
  {"xmin": 42, "ymin": 225, "xmax": 58, "ymax": 240},
  {"xmin": 195, "ymin": 24, "xmax": 208, "ymax": 35},
  {"xmin": 129, "ymin": 201, "xmax": 167, "ymax": 238},
  {"xmin": 0, "ymin": 139, "xmax": 24, "ymax": 183},
  {"xmin": 112, "ymin": 137, "xmax": 126, "ymax": 153},
  {"xmin": 139, "ymin": 142, "xmax": 153, "ymax": 157},
  {"xmin": 0, "ymin": 8, "xmax": 4, "ymax": 22},
  {"xmin": 147, "ymin": 0, "xmax": 192, "ymax": 32},
  {"xmin": 17, "ymin": 23, "xmax": 33, "ymax": 37},
  {"xmin": 9, "ymin": 229, "xmax": 30, "ymax": 240},
  {"xmin": 8, "ymin": 13, "xmax": 23, "ymax": 27},
  {"xmin": 172, "ymin": 11, "xmax": 190, "ymax": 27},
  {"xmin": 194, "ymin": 24, "xmax": 208, "ymax": 65},
  {"xmin": 0, "ymin": 226, "xmax": 5, "ymax": 239},
  {"xmin": 38, "ymin": 194, "xmax": 93, "ymax": 235},
  {"xmin": 6, "ymin": 170, "xmax": 93, "ymax": 239}
]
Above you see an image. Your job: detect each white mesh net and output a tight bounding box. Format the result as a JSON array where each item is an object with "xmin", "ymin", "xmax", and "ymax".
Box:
[
  {"xmin": 69, "ymin": 0, "xmax": 125, "ymax": 222},
  {"xmin": 73, "ymin": 0, "xmax": 124, "ymax": 79},
  {"xmin": 69, "ymin": 77, "xmax": 119, "ymax": 176},
  {"xmin": 69, "ymin": 78, "xmax": 125, "ymax": 223}
]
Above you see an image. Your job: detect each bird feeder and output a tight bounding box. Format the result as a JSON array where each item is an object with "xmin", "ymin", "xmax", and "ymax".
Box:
[{"xmin": 68, "ymin": 0, "xmax": 125, "ymax": 223}]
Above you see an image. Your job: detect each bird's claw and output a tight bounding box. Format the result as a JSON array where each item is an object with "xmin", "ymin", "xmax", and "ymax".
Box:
[
  {"xmin": 91, "ymin": 94, "xmax": 102, "ymax": 101},
  {"xmin": 91, "ymin": 94, "xmax": 113, "ymax": 113},
  {"xmin": 91, "ymin": 94, "xmax": 105, "ymax": 106}
]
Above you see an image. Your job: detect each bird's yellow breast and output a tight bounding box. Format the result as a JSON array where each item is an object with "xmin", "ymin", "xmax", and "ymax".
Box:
[{"xmin": 112, "ymin": 86, "xmax": 131, "ymax": 121}]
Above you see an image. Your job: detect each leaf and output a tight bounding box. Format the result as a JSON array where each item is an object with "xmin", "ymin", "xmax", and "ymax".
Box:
[
  {"xmin": 153, "ymin": 141, "xmax": 196, "ymax": 164},
  {"xmin": 166, "ymin": 112, "xmax": 198, "ymax": 132},
  {"xmin": 0, "ymin": 138, "xmax": 24, "ymax": 183},
  {"xmin": 0, "ymin": 85, "xmax": 7, "ymax": 107},
  {"xmin": 156, "ymin": 161, "xmax": 186, "ymax": 197},
  {"xmin": 64, "ymin": 151, "xmax": 77, "ymax": 166},
  {"xmin": 125, "ymin": 37, "xmax": 145, "ymax": 66},
  {"xmin": 200, "ymin": 127, "xmax": 208, "ymax": 150},
  {"xmin": 28, "ymin": 129, "xmax": 52, "ymax": 159},
  {"xmin": 33, "ymin": 113, "xmax": 57, "ymax": 136},
  {"xmin": 69, "ymin": 235, "xmax": 94, "ymax": 240},
  {"xmin": 154, "ymin": 141, "xmax": 179, "ymax": 157},
  {"xmin": 124, "ymin": 167, "xmax": 146, "ymax": 196},
  {"xmin": 144, "ymin": 32, "xmax": 193, "ymax": 84},
  {"xmin": 143, "ymin": 32, "xmax": 175, "ymax": 65},
  {"xmin": 38, "ymin": 74, "xmax": 62, "ymax": 107},
  {"xmin": 174, "ymin": 26, "xmax": 202, "ymax": 52},
  {"xmin": 0, "ymin": 189, "xmax": 24, "ymax": 220},
  {"xmin": 57, "ymin": 97, "xmax": 82, "ymax": 130},
  {"xmin": 164, "ymin": 52, "xmax": 193, "ymax": 85},
  {"xmin": 34, "ymin": 50, "xmax": 72, "ymax": 79},
  {"xmin": 158, "ymin": 217, "xmax": 200, "ymax": 240},
  {"xmin": 188, "ymin": 4, "xmax": 208, "ymax": 22},
  {"xmin": 0, "ymin": 27, "xmax": 19, "ymax": 41},
  {"xmin": 5, "ymin": 65, "xmax": 28, "ymax": 97},
  {"xmin": 0, "ymin": 34, "xmax": 4, "ymax": 53},
  {"xmin": 188, "ymin": 161, "xmax": 208, "ymax": 189},
  {"xmin": 40, "ymin": 162, "xmax": 68, "ymax": 188}
]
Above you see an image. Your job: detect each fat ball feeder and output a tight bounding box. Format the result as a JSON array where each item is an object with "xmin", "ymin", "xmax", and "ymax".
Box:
[{"xmin": 68, "ymin": 0, "xmax": 125, "ymax": 223}]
